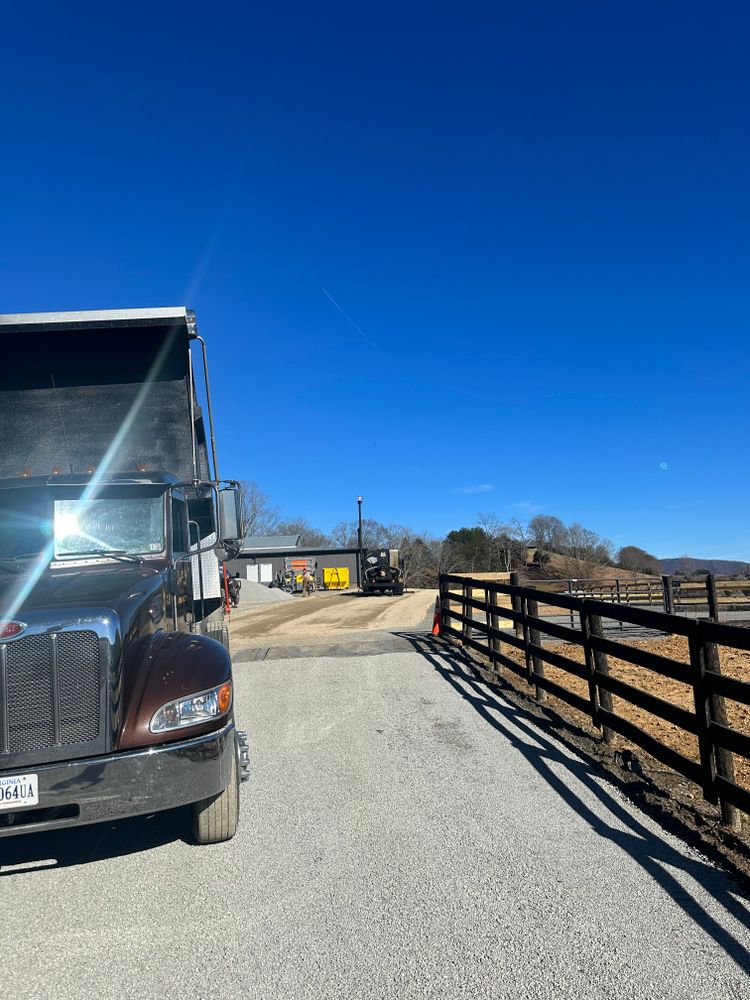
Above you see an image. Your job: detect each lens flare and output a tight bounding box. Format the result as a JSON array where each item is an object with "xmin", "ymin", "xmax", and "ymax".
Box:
[
  {"xmin": 55, "ymin": 510, "xmax": 80, "ymax": 539},
  {"xmin": 0, "ymin": 324, "xmax": 180, "ymax": 621}
]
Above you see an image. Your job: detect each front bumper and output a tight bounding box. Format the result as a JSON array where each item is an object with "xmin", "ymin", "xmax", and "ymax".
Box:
[{"xmin": 0, "ymin": 722, "xmax": 236, "ymax": 838}]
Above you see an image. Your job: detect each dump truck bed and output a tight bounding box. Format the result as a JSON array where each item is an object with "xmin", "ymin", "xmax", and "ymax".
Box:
[{"xmin": 0, "ymin": 307, "xmax": 209, "ymax": 482}]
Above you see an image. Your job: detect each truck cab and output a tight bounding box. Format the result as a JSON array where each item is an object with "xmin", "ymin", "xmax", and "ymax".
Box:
[{"xmin": 0, "ymin": 308, "xmax": 247, "ymax": 843}]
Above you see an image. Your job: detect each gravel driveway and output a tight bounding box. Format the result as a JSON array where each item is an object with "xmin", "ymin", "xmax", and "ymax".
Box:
[{"xmin": 3, "ymin": 631, "xmax": 750, "ymax": 999}]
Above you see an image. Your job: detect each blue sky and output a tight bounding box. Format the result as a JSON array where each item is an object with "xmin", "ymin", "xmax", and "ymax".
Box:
[{"xmin": 2, "ymin": 2, "xmax": 748, "ymax": 558}]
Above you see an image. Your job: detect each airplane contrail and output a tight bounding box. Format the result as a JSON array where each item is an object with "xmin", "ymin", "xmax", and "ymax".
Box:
[{"xmin": 313, "ymin": 277, "xmax": 380, "ymax": 352}]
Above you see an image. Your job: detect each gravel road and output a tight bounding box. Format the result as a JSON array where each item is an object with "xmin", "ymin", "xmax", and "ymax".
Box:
[
  {"xmin": 3, "ymin": 630, "xmax": 750, "ymax": 999},
  {"xmin": 230, "ymin": 588, "xmax": 437, "ymax": 646}
]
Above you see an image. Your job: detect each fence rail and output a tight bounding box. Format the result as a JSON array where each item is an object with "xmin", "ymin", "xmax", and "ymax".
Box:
[
  {"xmin": 529, "ymin": 576, "xmax": 664, "ymax": 606},
  {"xmin": 525, "ymin": 573, "xmax": 750, "ymax": 620},
  {"xmin": 438, "ymin": 573, "xmax": 750, "ymax": 829}
]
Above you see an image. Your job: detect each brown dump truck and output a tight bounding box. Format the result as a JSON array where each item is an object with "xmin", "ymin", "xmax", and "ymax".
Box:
[{"xmin": 0, "ymin": 307, "xmax": 249, "ymax": 844}]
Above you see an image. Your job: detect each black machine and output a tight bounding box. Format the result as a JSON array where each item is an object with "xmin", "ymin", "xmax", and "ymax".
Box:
[{"xmin": 361, "ymin": 547, "xmax": 404, "ymax": 596}]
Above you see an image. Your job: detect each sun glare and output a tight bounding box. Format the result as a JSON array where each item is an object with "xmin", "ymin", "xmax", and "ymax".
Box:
[{"xmin": 0, "ymin": 324, "xmax": 180, "ymax": 620}]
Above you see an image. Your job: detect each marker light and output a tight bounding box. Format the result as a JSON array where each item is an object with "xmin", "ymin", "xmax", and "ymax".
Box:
[
  {"xmin": 51, "ymin": 467, "xmax": 62, "ymax": 476},
  {"xmin": 20, "ymin": 470, "xmax": 32, "ymax": 478},
  {"xmin": 86, "ymin": 465, "xmax": 96, "ymax": 475},
  {"xmin": 217, "ymin": 683, "xmax": 232, "ymax": 713},
  {"xmin": 150, "ymin": 682, "xmax": 233, "ymax": 734},
  {"xmin": 0, "ymin": 621, "xmax": 25, "ymax": 640},
  {"xmin": 137, "ymin": 463, "xmax": 148, "ymax": 473}
]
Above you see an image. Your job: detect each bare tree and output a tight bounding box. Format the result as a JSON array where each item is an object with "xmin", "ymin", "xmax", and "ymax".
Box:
[
  {"xmin": 561, "ymin": 523, "xmax": 614, "ymax": 578},
  {"xmin": 528, "ymin": 514, "xmax": 567, "ymax": 571},
  {"xmin": 329, "ymin": 521, "xmax": 353, "ymax": 548},
  {"xmin": 329, "ymin": 518, "xmax": 382, "ymax": 549},
  {"xmin": 275, "ymin": 517, "xmax": 333, "ymax": 549},
  {"xmin": 477, "ymin": 513, "xmax": 528, "ymax": 573},
  {"xmin": 381, "ymin": 523, "xmax": 414, "ymax": 548},
  {"xmin": 238, "ymin": 480, "xmax": 278, "ymax": 538},
  {"xmin": 401, "ymin": 534, "xmax": 460, "ymax": 589},
  {"xmin": 616, "ymin": 545, "xmax": 660, "ymax": 577},
  {"xmin": 430, "ymin": 537, "xmax": 461, "ymax": 577},
  {"xmin": 478, "ymin": 513, "xmax": 506, "ymax": 571},
  {"xmin": 508, "ymin": 518, "xmax": 529, "ymax": 557},
  {"xmin": 398, "ymin": 534, "xmax": 431, "ymax": 589}
]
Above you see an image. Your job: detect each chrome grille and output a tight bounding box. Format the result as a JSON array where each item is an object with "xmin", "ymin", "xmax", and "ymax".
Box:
[
  {"xmin": 1, "ymin": 630, "xmax": 101, "ymax": 756},
  {"xmin": 57, "ymin": 633, "xmax": 101, "ymax": 745},
  {"xmin": 7, "ymin": 635, "xmax": 56, "ymax": 752}
]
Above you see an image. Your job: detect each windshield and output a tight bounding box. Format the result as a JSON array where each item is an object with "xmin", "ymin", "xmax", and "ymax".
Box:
[
  {"xmin": 0, "ymin": 488, "xmax": 50, "ymax": 559},
  {"xmin": 54, "ymin": 497, "xmax": 165, "ymax": 558}
]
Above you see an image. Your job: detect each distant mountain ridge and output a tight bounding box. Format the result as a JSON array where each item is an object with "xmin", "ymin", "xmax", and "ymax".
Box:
[{"xmin": 659, "ymin": 557, "xmax": 750, "ymax": 576}]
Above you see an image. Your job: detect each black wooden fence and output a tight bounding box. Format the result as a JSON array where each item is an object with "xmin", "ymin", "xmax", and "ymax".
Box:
[
  {"xmin": 439, "ymin": 573, "xmax": 750, "ymax": 830},
  {"xmin": 529, "ymin": 573, "xmax": 750, "ymax": 620},
  {"xmin": 530, "ymin": 575, "xmax": 664, "ymax": 607}
]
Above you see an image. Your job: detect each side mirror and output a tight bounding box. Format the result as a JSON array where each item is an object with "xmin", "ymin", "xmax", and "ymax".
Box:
[{"xmin": 218, "ymin": 486, "xmax": 243, "ymax": 546}]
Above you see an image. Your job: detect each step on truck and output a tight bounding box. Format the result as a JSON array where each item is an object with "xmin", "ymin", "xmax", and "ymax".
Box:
[{"xmin": 0, "ymin": 307, "xmax": 249, "ymax": 844}]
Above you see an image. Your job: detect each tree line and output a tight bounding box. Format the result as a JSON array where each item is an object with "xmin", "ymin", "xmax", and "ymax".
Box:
[{"xmin": 240, "ymin": 482, "xmax": 661, "ymax": 588}]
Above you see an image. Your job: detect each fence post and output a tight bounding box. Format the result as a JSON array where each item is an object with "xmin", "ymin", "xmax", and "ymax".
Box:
[
  {"xmin": 589, "ymin": 612, "xmax": 614, "ymax": 744},
  {"xmin": 487, "ymin": 586, "xmax": 501, "ymax": 669},
  {"xmin": 662, "ymin": 574, "xmax": 675, "ymax": 615},
  {"xmin": 567, "ymin": 579, "xmax": 575, "ymax": 629},
  {"xmin": 521, "ymin": 591, "xmax": 532, "ymax": 681},
  {"xmin": 706, "ymin": 574, "xmax": 720, "ymax": 623},
  {"xmin": 510, "ymin": 571, "xmax": 523, "ymax": 639},
  {"xmin": 438, "ymin": 576, "xmax": 447, "ymax": 632},
  {"xmin": 692, "ymin": 629, "xmax": 741, "ymax": 831},
  {"xmin": 461, "ymin": 581, "xmax": 472, "ymax": 647},
  {"xmin": 525, "ymin": 594, "xmax": 546, "ymax": 703},
  {"xmin": 579, "ymin": 604, "xmax": 600, "ymax": 728},
  {"xmin": 688, "ymin": 628, "xmax": 718, "ymax": 808}
]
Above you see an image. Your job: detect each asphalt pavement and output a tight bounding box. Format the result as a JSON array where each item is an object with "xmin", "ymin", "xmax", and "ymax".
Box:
[{"xmin": 3, "ymin": 631, "xmax": 750, "ymax": 999}]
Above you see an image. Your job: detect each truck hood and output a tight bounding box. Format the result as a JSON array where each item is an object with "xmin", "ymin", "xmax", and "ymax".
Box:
[{"xmin": 0, "ymin": 563, "xmax": 165, "ymax": 617}]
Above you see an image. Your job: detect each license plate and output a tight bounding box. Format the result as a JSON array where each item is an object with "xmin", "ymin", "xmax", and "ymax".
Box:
[{"xmin": 0, "ymin": 773, "xmax": 39, "ymax": 811}]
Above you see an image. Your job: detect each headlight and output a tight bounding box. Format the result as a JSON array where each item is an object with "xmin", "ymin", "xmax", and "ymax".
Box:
[{"xmin": 150, "ymin": 682, "xmax": 232, "ymax": 734}]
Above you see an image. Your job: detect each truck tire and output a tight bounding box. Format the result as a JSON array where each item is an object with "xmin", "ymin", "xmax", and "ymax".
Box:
[
  {"xmin": 192, "ymin": 741, "xmax": 240, "ymax": 844},
  {"xmin": 395, "ymin": 586, "xmax": 405, "ymax": 596},
  {"xmin": 206, "ymin": 622, "xmax": 230, "ymax": 650}
]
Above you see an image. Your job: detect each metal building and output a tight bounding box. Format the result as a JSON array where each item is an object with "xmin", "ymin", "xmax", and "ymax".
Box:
[{"xmin": 226, "ymin": 535, "xmax": 360, "ymax": 590}]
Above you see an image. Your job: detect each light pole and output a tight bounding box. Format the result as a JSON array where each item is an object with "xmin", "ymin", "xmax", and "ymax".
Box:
[{"xmin": 357, "ymin": 497, "xmax": 362, "ymax": 590}]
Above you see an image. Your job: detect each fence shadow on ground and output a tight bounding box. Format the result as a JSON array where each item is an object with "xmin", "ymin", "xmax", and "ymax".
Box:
[
  {"xmin": 0, "ymin": 806, "xmax": 190, "ymax": 875},
  {"xmin": 396, "ymin": 630, "xmax": 750, "ymax": 974}
]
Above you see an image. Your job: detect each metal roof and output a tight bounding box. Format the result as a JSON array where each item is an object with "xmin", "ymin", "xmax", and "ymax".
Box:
[
  {"xmin": 238, "ymin": 546, "xmax": 360, "ymax": 559},
  {"xmin": 0, "ymin": 307, "xmax": 189, "ymax": 332},
  {"xmin": 241, "ymin": 534, "xmax": 302, "ymax": 552}
]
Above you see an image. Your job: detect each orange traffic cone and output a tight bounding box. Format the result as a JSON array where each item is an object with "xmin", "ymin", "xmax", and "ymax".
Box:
[{"xmin": 431, "ymin": 596, "xmax": 441, "ymax": 636}]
